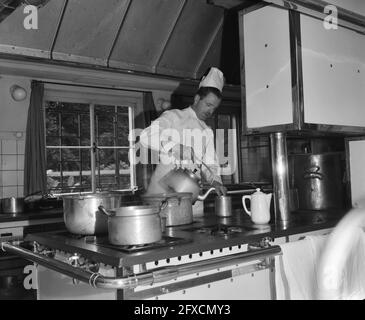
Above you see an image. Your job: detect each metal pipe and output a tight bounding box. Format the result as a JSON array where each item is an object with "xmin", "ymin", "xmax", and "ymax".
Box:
[
  {"xmin": 270, "ymin": 132, "xmax": 291, "ymax": 225},
  {"xmin": 226, "ymin": 188, "xmax": 273, "ymax": 195},
  {"xmin": 1, "ymin": 242, "xmax": 281, "ymax": 290},
  {"xmin": 264, "ymin": 0, "xmax": 365, "ymax": 35}
]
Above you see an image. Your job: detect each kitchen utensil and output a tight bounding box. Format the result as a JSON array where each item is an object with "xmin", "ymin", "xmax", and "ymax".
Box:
[
  {"xmin": 141, "ymin": 192, "xmax": 193, "ymax": 226},
  {"xmin": 98, "ymin": 204, "xmax": 162, "ymax": 245},
  {"xmin": 1, "ymin": 197, "xmax": 25, "ymax": 214},
  {"xmin": 242, "ymin": 188, "xmax": 272, "ymax": 224},
  {"xmin": 215, "ymin": 195, "xmax": 232, "ymax": 217},
  {"xmin": 161, "ymin": 167, "xmax": 215, "ymax": 203},
  {"xmin": 62, "ymin": 191, "xmax": 135, "ymax": 235},
  {"xmin": 289, "ymin": 152, "xmax": 344, "ymax": 210}
]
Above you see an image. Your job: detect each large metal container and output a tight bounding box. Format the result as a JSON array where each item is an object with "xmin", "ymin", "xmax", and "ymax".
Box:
[
  {"xmin": 99, "ymin": 204, "xmax": 162, "ymax": 245},
  {"xmin": 289, "ymin": 152, "xmax": 344, "ymax": 210},
  {"xmin": 1, "ymin": 197, "xmax": 25, "ymax": 214},
  {"xmin": 62, "ymin": 192, "xmax": 133, "ymax": 235},
  {"xmin": 141, "ymin": 192, "xmax": 193, "ymax": 226}
]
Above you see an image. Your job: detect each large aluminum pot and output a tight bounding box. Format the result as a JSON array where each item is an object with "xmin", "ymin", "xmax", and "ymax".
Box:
[
  {"xmin": 1, "ymin": 197, "xmax": 25, "ymax": 214},
  {"xmin": 289, "ymin": 152, "xmax": 344, "ymax": 210},
  {"xmin": 62, "ymin": 192, "xmax": 135, "ymax": 235},
  {"xmin": 141, "ymin": 192, "xmax": 193, "ymax": 226},
  {"xmin": 99, "ymin": 204, "xmax": 162, "ymax": 245}
]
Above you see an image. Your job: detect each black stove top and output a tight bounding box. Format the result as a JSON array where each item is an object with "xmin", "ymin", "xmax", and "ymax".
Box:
[
  {"xmin": 182, "ymin": 224, "xmax": 257, "ymax": 237},
  {"xmin": 53, "ymin": 231, "xmax": 192, "ymax": 253}
]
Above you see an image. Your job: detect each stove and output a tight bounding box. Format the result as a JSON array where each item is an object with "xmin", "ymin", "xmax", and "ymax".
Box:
[
  {"xmin": 50, "ymin": 231, "xmax": 193, "ymax": 254},
  {"xmin": 182, "ymin": 223, "xmax": 256, "ymax": 237}
]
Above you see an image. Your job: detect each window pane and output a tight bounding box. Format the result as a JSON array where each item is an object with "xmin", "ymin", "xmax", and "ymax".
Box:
[
  {"xmin": 46, "ymin": 148, "xmax": 60, "ymax": 173},
  {"xmin": 61, "ymin": 113, "xmax": 79, "ymax": 139},
  {"xmin": 61, "ymin": 136, "xmax": 80, "ymax": 146},
  {"xmin": 46, "ymin": 112, "xmax": 59, "ymax": 136},
  {"xmin": 95, "ymin": 105, "xmax": 115, "ymax": 147},
  {"xmin": 95, "ymin": 105, "xmax": 130, "ymax": 147},
  {"xmin": 117, "ymin": 113, "xmax": 129, "ymax": 146},
  {"xmin": 80, "ymin": 114, "xmax": 91, "ymax": 146},
  {"xmin": 45, "ymin": 101, "xmax": 90, "ymax": 147},
  {"xmin": 96, "ymin": 148, "xmax": 130, "ymax": 190},
  {"xmin": 46, "ymin": 136, "xmax": 60, "ymax": 146}
]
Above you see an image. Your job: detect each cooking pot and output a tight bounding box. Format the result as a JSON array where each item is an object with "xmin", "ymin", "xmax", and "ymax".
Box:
[
  {"xmin": 161, "ymin": 167, "xmax": 215, "ymax": 203},
  {"xmin": 98, "ymin": 204, "xmax": 162, "ymax": 245},
  {"xmin": 62, "ymin": 192, "xmax": 135, "ymax": 235},
  {"xmin": 141, "ymin": 192, "xmax": 193, "ymax": 226},
  {"xmin": 289, "ymin": 152, "xmax": 344, "ymax": 210},
  {"xmin": 1, "ymin": 197, "xmax": 25, "ymax": 214}
]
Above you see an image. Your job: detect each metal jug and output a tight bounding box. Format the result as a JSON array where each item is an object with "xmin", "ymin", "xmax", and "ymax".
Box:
[
  {"xmin": 242, "ymin": 188, "xmax": 272, "ymax": 224},
  {"xmin": 161, "ymin": 167, "xmax": 215, "ymax": 203}
]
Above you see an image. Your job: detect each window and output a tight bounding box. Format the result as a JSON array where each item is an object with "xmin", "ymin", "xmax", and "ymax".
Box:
[{"xmin": 44, "ymin": 84, "xmax": 141, "ymax": 195}]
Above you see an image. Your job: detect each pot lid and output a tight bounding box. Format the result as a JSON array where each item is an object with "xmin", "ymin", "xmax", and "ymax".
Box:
[
  {"xmin": 62, "ymin": 191, "xmax": 133, "ymax": 199},
  {"xmin": 109, "ymin": 204, "xmax": 160, "ymax": 217}
]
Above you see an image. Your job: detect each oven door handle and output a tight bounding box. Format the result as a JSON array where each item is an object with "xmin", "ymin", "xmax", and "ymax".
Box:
[{"xmin": 1, "ymin": 241, "xmax": 281, "ymax": 290}]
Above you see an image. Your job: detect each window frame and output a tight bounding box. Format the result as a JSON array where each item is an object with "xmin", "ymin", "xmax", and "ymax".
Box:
[{"xmin": 43, "ymin": 83, "xmax": 142, "ymax": 195}]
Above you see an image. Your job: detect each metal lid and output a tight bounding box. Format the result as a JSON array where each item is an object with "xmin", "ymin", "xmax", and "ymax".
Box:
[
  {"xmin": 62, "ymin": 191, "xmax": 132, "ymax": 200},
  {"xmin": 109, "ymin": 204, "xmax": 160, "ymax": 217}
]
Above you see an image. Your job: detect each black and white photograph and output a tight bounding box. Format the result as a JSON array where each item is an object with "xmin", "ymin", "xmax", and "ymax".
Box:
[{"xmin": 0, "ymin": 0, "xmax": 364, "ymax": 303}]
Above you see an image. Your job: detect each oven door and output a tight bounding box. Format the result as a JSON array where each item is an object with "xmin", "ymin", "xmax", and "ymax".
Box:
[{"xmin": 0, "ymin": 251, "xmax": 36, "ymax": 300}]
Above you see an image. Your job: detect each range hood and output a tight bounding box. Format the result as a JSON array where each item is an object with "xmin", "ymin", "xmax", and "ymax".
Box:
[{"xmin": 0, "ymin": 0, "xmax": 242, "ymax": 83}]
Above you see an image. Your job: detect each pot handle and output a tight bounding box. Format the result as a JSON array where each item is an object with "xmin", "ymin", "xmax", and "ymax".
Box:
[
  {"xmin": 98, "ymin": 205, "xmax": 111, "ymax": 216},
  {"xmin": 242, "ymin": 196, "xmax": 251, "ymax": 216},
  {"xmin": 303, "ymin": 166, "xmax": 323, "ymax": 180}
]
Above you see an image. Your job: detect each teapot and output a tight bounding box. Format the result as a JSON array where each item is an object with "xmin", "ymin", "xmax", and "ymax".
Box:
[
  {"xmin": 242, "ymin": 188, "xmax": 272, "ymax": 224},
  {"xmin": 161, "ymin": 167, "xmax": 215, "ymax": 203}
]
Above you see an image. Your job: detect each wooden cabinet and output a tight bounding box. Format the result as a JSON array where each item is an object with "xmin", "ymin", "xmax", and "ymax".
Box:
[{"xmin": 239, "ymin": 4, "xmax": 365, "ymax": 135}]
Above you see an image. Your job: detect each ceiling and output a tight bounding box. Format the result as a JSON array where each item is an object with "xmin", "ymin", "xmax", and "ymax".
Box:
[{"xmin": 0, "ymin": 0, "xmax": 248, "ymax": 85}]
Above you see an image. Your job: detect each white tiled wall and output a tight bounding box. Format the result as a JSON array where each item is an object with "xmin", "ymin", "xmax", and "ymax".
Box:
[{"xmin": 0, "ymin": 134, "xmax": 25, "ymax": 198}]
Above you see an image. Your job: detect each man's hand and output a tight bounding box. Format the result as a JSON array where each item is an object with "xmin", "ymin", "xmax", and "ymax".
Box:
[
  {"xmin": 169, "ymin": 144, "xmax": 194, "ymax": 162},
  {"xmin": 211, "ymin": 180, "xmax": 227, "ymax": 196}
]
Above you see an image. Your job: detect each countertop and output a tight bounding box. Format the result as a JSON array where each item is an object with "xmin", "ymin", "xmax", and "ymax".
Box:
[
  {"xmin": 0, "ymin": 208, "xmax": 63, "ymax": 224},
  {"xmin": 25, "ymin": 208, "xmax": 348, "ymax": 268}
]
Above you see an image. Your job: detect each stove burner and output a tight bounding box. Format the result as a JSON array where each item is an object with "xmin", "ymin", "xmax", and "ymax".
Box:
[
  {"xmin": 93, "ymin": 236, "xmax": 192, "ymax": 253},
  {"xmin": 183, "ymin": 223, "xmax": 254, "ymax": 237},
  {"xmin": 54, "ymin": 231, "xmax": 192, "ymax": 253},
  {"xmin": 195, "ymin": 224, "xmax": 245, "ymax": 237}
]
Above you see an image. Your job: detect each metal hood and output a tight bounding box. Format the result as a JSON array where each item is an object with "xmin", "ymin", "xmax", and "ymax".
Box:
[{"xmin": 0, "ymin": 0, "xmax": 241, "ymax": 83}]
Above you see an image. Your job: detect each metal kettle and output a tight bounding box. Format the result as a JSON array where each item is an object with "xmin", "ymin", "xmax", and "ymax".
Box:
[{"xmin": 161, "ymin": 167, "xmax": 215, "ymax": 203}]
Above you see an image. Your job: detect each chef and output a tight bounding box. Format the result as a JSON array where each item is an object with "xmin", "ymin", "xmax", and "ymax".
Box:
[{"xmin": 139, "ymin": 67, "xmax": 227, "ymax": 196}]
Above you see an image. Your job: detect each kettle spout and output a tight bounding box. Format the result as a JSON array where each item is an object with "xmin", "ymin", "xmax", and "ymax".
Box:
[{"xmin": 197, "ymin": 187, "xmax": 216, "ymax": 201}]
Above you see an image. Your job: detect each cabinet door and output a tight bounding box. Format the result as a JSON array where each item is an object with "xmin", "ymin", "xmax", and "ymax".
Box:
[
  {"xmin": 301, "ymin": 15, "xmax": 365, "ymax": 127},
  {"xmin": 241, "ymin": 5, "xmax": 293, "ymax": 130}
]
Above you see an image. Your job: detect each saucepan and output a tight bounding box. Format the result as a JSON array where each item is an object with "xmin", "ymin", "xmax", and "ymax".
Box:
[
  {"xmin": 1, "ymin": 197, "xmax": 25, "ymax": 214},
  {"xmin": 98, "ymin": 204, "xmax": 162, "ymax": 246}
]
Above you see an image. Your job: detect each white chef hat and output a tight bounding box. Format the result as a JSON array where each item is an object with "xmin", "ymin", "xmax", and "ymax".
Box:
[{"xmin": 199, "ymin": 67, "xmax": 225, "ymax": 92}]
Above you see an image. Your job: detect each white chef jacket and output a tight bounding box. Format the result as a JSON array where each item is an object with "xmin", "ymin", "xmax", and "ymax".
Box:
[{"xmin": 139, "ymin": 106, "xmax": 222, "ymax": 194}]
